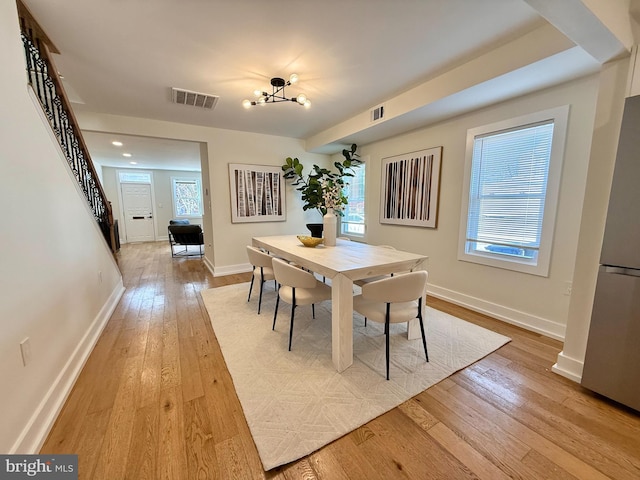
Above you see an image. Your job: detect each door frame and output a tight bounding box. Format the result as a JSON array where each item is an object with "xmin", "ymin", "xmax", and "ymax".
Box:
[{"xmin": 116, "ymin": 169, "xmax": 158, "ymax": 244}]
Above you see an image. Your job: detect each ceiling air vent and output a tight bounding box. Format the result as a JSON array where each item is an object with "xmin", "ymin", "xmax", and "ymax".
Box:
[
  {"xmin": 371, "ymin": 104, "xmax": 385, "ymax": 122},
  {"xmin": 171, "ymin": 87, "xmax": 219, "ymax": 110}
]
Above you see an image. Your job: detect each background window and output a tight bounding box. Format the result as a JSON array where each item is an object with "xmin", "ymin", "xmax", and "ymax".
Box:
[
  {"xmin": 172, "ymin": 178, "xmax": 203, "ymax": 217},
  {"xmin": 341, "ymin": 163, "xmax": 366, "ymax": 236},
  {"xmin": 459, "ymin": 106, "xmax": 568, "ymax": 276},
  {"xmin": 119, "ymin": 171, "xmax": 151, "ymax": 183}
]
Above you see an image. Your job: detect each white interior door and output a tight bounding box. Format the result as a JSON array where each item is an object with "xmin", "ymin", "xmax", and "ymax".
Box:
[{"xmin": 122, "ymin": 183, "xmax": 155, "ymax": 242}]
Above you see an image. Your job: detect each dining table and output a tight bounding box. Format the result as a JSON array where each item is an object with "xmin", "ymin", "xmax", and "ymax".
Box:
[{"xmin": 252, "ymin": 235, "xmax": 428, "ymax": 372}]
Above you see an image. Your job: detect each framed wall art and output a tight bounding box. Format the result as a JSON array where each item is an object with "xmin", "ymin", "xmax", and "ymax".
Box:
[
  {"xmin": 380, "ymin": 147, "xmax": 442, "ymax": 228},
  {"xmin": 229, "ymin": 163, "xmax": 286, "ymax": 223}
]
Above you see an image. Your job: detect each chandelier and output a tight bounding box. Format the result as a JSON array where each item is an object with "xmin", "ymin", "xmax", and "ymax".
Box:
[{"xmin": 242, "ymin": 74, "xmax": 311, "ymax": 108}]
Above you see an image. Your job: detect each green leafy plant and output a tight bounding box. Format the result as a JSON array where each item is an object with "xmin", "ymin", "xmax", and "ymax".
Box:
[{"xmin": 281, "ymin": 144, "xmax": 362, "ymax": 216}]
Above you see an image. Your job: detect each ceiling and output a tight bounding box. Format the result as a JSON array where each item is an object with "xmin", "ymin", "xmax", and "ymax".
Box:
[
  {"xmin": 82, "ymin": 132, "xmax": 202, "ymax": 172},
  {"xmin": 21, "ymin": 0, "xmax": 630, "ymax": 171}
]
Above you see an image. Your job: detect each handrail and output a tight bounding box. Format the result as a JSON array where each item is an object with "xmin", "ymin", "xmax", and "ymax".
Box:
[{"xmin": 17, "ymin": 1, "xmax": 118, "ymax": 253}]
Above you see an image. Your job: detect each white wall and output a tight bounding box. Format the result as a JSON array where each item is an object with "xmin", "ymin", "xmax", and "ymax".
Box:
[
  {"xmin": 348, "ymin": 75, "xmax": 601, "ymax": 341},
  {"xmin": 76, "ymin": 112, "xmax": 331, "ymax": 274},
  {"xmin": 0, "ymin": 1, "xmax": 123, "ymax": 453},
  {"xmin": 554, "ymin": 57, "xmax": 631, "ymax": 381}
]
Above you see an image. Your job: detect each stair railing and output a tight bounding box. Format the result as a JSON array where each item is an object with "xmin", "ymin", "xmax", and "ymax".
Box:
[{"xmin": 17, "ymin": 1, "xmax": 118, "ymax": 253}]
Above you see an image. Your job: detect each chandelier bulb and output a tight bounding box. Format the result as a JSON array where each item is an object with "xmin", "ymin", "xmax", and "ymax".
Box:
[
  {"xmin": 253, "ymin": 89, "xmax": 263, "ymax": 97},
  {"xmin": 296, "ymin": 93, "xmax": 307, "ymax": 105},
  {"xmin": 289, "ymin": 73, "xmax": 299, "ymax": 84},
  {"xmin": 304, "ymin": 99, "xmax": 311, "ymax": 108},
  {"xmin": 257, "ymin": 96, "xmax": 266, "ymax": 105},
  {"xmin": 242, "ymin": 99, "xmax": 252, "ymax": 109}
]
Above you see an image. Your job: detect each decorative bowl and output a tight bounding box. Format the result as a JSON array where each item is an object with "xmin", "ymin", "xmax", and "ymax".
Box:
[{"xmin": 297, "ymin": 235, "xmax": 324, "ymax": 248}]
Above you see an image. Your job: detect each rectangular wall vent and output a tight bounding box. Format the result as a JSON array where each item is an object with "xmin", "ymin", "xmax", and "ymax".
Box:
[
  {"xmin": 171, "ymin": 87, "xmax": 219, "ymax": 109},
  {"xmin": 371, "ymin": 104, "xmax": 385, "ymax": 122}
]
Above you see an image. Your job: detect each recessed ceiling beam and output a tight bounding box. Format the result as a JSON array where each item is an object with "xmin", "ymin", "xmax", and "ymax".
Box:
[
  {"xmin": 306, "ymin": 23, "xmax": 590, "ymax": 152},
  {"xmin": 522, "ymin": 0, "xmax": 632, "ymax": 63}
]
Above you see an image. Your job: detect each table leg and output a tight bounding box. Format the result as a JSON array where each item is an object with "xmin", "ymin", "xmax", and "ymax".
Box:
[{"xmin": 332, "ymin": 273, "xmax": 353, "ymax": 372}]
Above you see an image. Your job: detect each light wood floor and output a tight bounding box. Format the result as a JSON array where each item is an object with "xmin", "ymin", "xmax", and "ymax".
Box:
[{"xmin": 41, "ymin": 241, "xmax": 640, "ymax": 479}]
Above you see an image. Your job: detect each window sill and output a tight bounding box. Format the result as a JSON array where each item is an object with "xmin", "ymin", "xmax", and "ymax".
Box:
[{"xmin": 458, "ymin": 250, "xmax": 549, "ymax": 277}]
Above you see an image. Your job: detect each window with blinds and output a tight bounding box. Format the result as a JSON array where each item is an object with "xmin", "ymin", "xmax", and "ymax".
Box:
[{"xmin": 459, "ymin": 106, "xmax": 569, "ymax": 276}]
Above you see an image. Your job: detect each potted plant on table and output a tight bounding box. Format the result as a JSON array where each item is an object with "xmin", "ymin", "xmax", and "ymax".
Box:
[{"xmin": 281, "ymin": 144, "xmax": 362, "ymax": 240}]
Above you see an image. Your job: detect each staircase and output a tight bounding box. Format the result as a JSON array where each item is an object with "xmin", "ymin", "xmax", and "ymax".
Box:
[{"xmin": 17, "ymin": 1, "xmax": 118, "ymax": 254}]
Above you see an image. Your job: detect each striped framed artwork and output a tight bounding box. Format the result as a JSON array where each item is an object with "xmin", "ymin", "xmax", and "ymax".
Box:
[
  {"xmin": 229, "ymin": 163, "xmax": 286, "ymax": 223},
  {"xmin": 380, "ymin": 147, "xmax": 442, "ymax": 228}
]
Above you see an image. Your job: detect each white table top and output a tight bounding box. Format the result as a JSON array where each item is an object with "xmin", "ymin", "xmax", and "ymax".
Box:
[{"xmin": 252, "ymin": 235, "xmax": 427, "ymax": 280}]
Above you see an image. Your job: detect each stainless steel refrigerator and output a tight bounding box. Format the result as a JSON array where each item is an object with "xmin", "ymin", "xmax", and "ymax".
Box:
[{"xmin": 581, "ymin": 94, "xmax": 640, "ymax": 412}]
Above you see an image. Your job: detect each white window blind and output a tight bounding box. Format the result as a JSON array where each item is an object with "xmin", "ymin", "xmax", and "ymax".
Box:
[
  {"xmin": 465, "ymin": 121, "xmax": 554, "ymax": 262},
  {"xmin": 459, "ymin": 106, "xmax": 568, "ymax": 276}
]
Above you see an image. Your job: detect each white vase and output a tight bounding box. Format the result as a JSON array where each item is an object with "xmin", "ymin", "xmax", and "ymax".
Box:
[{"xmin": 323, "ymin": 208, "xmax": 337, "ymax": 246}]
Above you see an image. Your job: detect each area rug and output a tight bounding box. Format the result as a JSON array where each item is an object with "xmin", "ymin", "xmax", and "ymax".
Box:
[{"xmin": 200, "ymin": 282, "xmax": 510, "ymax": 470}]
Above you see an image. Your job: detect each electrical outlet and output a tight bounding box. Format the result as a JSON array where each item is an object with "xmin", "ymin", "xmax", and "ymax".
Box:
[
  {"xmin": 20, "ymin": 338, "xmax": 31, "ymax": 366},
  {"xmin": 564, "ymin": 281, "xmax": 573, "ymax": 296}
]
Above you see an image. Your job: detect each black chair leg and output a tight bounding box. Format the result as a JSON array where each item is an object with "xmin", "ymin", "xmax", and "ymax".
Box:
[
  {"xmin": 312, "ymin": 303, "xmax": 315, "ymax": 319},
  {"xmin": 288, "ymin": 305, "xmax": 296, "ymax": 351},
  {"xmin": 385, "ymin": 303, "xmax": 391, "ymax": 380},
  {"xmin": 272, "ymin": 294, "xmax": 280, "ymax": 330},
  {"xmin": 247, "ymin": 273, "xmax": 255, "ymax": 302},
  {"xmin": 257, "ymin": 268, "xmax": 264, "ymax": 314},
  {"xmin": 288, "ymin": 289, "xmax": 297, "ymax": 351},
  {"xmin": 418, "ymin": 302, "xmax": 429, "ymax": 362},
  {"xmin": 385, "ymin": 322, "xmax": 390, "ymax": 381},
  {"xmin": 258, "ymin": 281, "xmax": 264, "ymax": 314}
]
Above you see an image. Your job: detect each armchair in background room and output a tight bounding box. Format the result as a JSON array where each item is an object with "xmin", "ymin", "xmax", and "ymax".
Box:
[{"xmin": 168, "ymin": 219, "xmax": 204, "ymax": 257}]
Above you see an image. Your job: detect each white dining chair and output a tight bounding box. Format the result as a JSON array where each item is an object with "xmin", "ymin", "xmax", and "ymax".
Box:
[
  {"xmin": 353, "ymin": 270, "xmax": 429, "ymax": 380},
  {"xmin": 272, "ymin": 257, "xmax": 332, "ymax": 351},
  {"xmin": 246, "ymin": 245, "xmax": 276, "ymax": 314}
]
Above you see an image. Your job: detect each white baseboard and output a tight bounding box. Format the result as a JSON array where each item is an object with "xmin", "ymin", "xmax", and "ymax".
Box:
[
  {"xmin": 552, "ymin": 351, "xmax": 583, "ymax": 383},
  {"xmin": 427, "ymin": 284, "xmax": 566, "ymax": 341},
  {"xmin": 212, "ymin": 262, "xmax": 252, "ymax": 277},
  {"xmin": 199, "ymin": 270, "xmax": 567, "ymax": 344},
  {"xmin": 203, "ymin": 255, "xmax": 215, "ymax": 278},
  {"xmin": 10, "ymin": 280, "xmax": 125, "ymax": 453}
]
